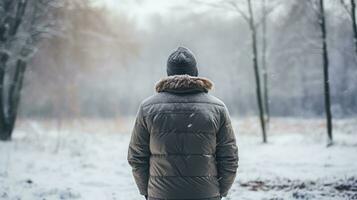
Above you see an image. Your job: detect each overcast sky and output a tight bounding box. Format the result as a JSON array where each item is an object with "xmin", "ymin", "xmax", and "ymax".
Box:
[
  {"xmin": 95, "ymin": 0, "xmax": 222, "ymax": 29},
  {"xmin": 96, "ymin": 0, "xmax": 185, "ymax": 26}
]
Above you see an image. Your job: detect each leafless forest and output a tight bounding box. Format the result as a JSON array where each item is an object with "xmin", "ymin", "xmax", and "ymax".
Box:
[{"xmin": 18, "ymin": 0, "xmax": 356, "ymax": 119}]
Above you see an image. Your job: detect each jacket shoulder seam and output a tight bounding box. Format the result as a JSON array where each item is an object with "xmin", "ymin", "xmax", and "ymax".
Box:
[
  {"xmin": 142, "ymin": 101, "xmax": 225, "ymax": 108},
  {"xmin": 149, "ymin": 175, "xmax": 218, "ymax": 178}
]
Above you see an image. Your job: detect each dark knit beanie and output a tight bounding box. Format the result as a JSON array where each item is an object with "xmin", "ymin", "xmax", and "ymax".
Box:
[{"xmin": 167, "ymin": 47, "xmax": 198, "ymax": 76}]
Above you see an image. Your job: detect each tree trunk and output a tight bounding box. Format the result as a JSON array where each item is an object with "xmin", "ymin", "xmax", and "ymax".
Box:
[
  {"xmin": 351, "ymin": 0, "xmax": 357, "ymax": 55},
  {"xmin": 0, "ymin": 0, "xmax": 28, "ymax": 141},
  {"xmin": 247, "ymin": 0, "xmax": 267, "ymax": 143},
  {"xmin": 0, "ymin": 61, "xmax": 9, "ymax": 140},
  {"xmin": 319, "ymin": 0, "xmax": 333, "ymax": 145},
  {"xmin": 0, "ymin": 54, "xmax": 9, "ymax": 141},
  {"xmin": 7, "ymin": 60, "xmax": 27, "ymax": 135},
  {"xmin": 261, "ymin": 0, "xmax": 270, "ymax": 124}
]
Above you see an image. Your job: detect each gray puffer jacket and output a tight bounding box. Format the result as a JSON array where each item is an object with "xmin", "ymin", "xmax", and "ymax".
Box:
[{"xmin": 128, "ymin": 75, "xmax": 239, "ymax": 200}]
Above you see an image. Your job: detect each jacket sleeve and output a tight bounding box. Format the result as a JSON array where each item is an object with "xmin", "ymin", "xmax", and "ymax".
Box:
[
  {"xmin": 127, "ymin": 104, "xmax": 151, "ymax": 196},
  {"xmin": 216, "ymin": 105, "xmax": 239, "ymax": 197}
]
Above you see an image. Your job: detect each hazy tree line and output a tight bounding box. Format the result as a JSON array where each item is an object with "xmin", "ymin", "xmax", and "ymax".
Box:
[
  {"xmin": 23, "ymin": 1, "xmax": 139, "ymax": 119},
  {"xmin": 15, "ymin": 0, "xmax": 356, "ymax": 123}
]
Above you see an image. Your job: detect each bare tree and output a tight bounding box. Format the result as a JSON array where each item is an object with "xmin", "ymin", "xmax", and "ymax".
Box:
[
  {"xmin": 261, "ymin": 0, "xmax": 270, "ymax": 124},
  {"xmin": 225, "ymin": 0, "xmax": 276, "ymax": 143},
  {"xmin": 0, "ymin": 0, "xmax": 59, "ymax": 140},
  {"xmin": 309, "ymin": 0, "xmax": 333, "ymax": 145},
  {"xmin": 223, "ymin": 0, "xmax": 280, "ymax": 142},
  {"xmin": 319, "ymin": 0, "xmax": 333, "ymax": 145},
  {"xmin": 246, "ymin": 0, "xmax": 267, "ymax": 143}
]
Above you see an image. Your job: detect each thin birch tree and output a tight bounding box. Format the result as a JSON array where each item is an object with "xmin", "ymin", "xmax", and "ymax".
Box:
[{"xmin": 309, "ymin": 0, "xmax": 333, "ymax": 145}]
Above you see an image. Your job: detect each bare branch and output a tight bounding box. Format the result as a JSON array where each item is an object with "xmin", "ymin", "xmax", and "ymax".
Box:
[
  {"xmin": 192, "ymin": 0, "xmax": 228, "ymax": 10},
  {"xmin": 227, "ymin": 0, "xmax": 250, "ymax": 22},
  {"xmin": 340, "ymin": 0, "xmax": 352, "ymax": 16},
  {"xmin": 307, "ymin": 0, "xmax": 321, "ymax": 17},
  {"xmin": 255, "ymin": 6, "xmax": 276, "ymax": 28}
]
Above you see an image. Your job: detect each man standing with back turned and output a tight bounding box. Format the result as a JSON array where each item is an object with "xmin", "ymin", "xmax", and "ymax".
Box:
[{"xmin": 128, "ymin": 47, "xmax": 239, "ymax": 200}]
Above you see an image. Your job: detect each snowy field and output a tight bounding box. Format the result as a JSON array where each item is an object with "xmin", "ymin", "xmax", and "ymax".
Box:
[{"xmin": 0, "ymin": 118, "xmax": 357, "ymax": 200}]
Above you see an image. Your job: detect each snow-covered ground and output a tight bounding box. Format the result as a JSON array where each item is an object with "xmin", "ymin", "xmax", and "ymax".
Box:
[{"xmin": 0, "ymin": 118, "xmax": 356, "ymax": 200}]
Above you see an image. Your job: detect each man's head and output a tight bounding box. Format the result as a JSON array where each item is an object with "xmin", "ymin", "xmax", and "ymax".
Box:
[{"xmin": 167, "ymin": 46, "xmax": 198, "ymax": 77}]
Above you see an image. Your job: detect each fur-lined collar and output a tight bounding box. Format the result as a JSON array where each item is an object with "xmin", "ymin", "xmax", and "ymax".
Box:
[{"xmin": 155, "ymin": 75, "xmax": 213, "ymax": 93}]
